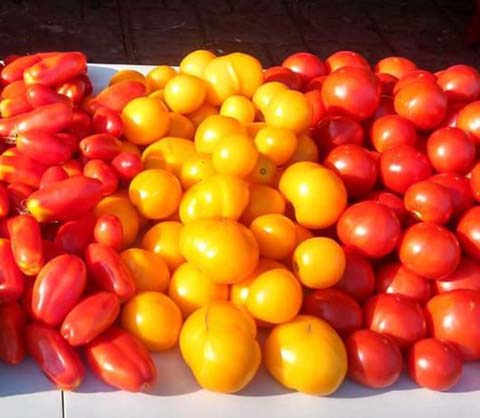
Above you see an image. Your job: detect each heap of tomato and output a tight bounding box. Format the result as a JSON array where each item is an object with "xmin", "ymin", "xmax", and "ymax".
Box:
[{"xmin": 2, "ymin": 48, "xmax": 480, "ymax": 396}]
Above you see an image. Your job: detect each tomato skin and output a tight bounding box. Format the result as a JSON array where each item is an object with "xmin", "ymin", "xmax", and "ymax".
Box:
[
  {"xmin": 457, "ymin": 206, "xmax": 480, "ymax": 261},
  {"xmin": 6, "ymin": 183, "xmax": 34, "ymax": 215},
  {"xmin": 367, "ymin": 190, "xmax": 408, "ymax": 225},
  {"xmin": 0, "ymin": 239, "xmax": 24, "ymax": 304},
  {"xmin": 92, "ymin": 107, "xmax": 124, "ymax": 138},
  {"xmin": 311, "ymin": 116, "xmax": 364, "ymax": 154},
  {"xmin": 0, "ymin": 152, "xmax": 48, "ymax": 188},
  {"xmin": 0, "ymin": 303, "xmax": 26, "ymax": 365},
  {"xmin": 54, "ymin": 214, "xmax": 96, "ymax": 256},
  {"xmin": 346, "ymin": 329, "xmax": 403, "ymax": 388},
  {"xmin": 111, "ymin": 152, "xmax": 142, "ymax": 181},
  {"xmin": 1, "ymin": 80, "xmax": 27, "ymax": 100},
  {"xmin": 337, "ymin": 201, "xmax": 401, "ymax": 259},
  {"xmin": 426, "ymin": 289, "xmax": 480, "ymax": 360},
  {"xmin": 83, "ymin": 159, "xmax": 119, "ymax": 196},
  {"xmin": 281, "ymin": 52, "xmax": 326, "ymax": 87},
  {"xmin": 302, "ymin": 288, "xmax": 362, "ymax": 337},
  {"xmin": 364, "ymin": 293, "xmax": 427, "ymax": 349},
  {"xmin": 70, "ymin": 108, "xmax": 92, "ymax": 140},
  {"xmin": 325, "ymin": 51, "xmax": 370, "ymax": 72},
  {"xmin": 17, "ymin": 130, "xmax": 73, "ymax": 165},
  {"xmin": 370, "ymin": 114, "xmax": 417, "ymax": 152},
  {"xmin": 85, "ymin": 326, "xmax": 156, "ymax": 392},
  {"xmin": 430, "ymin": 173, "xmax": 474, "ymax": 217},
  {"xmin": 375, "ymin": 56, "xmax": 417, "ymax": 79},
  {"xmin": 436, "ymin": 64, "xmax": 480, "ymax": 103},
  {"xmin": 263, "ymin": 66, "xmax": 302, "ymax": 90},
  {"xmin": 433, "ymin": 257, "xmax": 480, "ymax": 293},
  {"xmin": 26, "ymin": 322, "xmax": 84, "ymax": 390},
  {"xmin": 394, "ymin": 70, "xmax": 437, "ymax": 95},
  {"xmin": 376, "ymin": 73, "xmax": 398, "ymax": 96},
  {"xmin": 304, "ymin": 89, "xmax": 326, "ymax": 126},
  {"xmin": 454, "ymin": 101, "xmax": 480, "ymax": 142},
  {"xmin": 25, "ymin": 84, "xmax": 70, "ymax": 108},
  {"xmin": 87, "ymin": 80, "xmax": 146, "ymax": 114},
  {"xmin": 93, "ymin": 214, "xmax": 123, "ymax": 251},
  {"xmin": 61, "ymin": 292, "xmax": 120, "ymax": 346},
  {"xmin": 469, "ymin": 162, "xmax": 480, "ymax": 202},
  {"xmin": 1, "ymin": 55, "xmax": 42, "ymax": 85},
  {"xmin": 0, "ymin": 184, "xmax": 9, "ymax": 217},
  {"xmin": 0, "ymin": 95, "xmax": 33, "ymax": 117},
  {"xmin": 56, "ymin": 76, "xmax": 87, "ymax": 105},
  {"xmin": 79, "ymin": 133, "xmax": 122, "ymax": 161}
]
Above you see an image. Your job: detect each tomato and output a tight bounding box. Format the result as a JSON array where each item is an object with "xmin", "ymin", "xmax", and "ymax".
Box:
[
  {"xmin": 25, "ymin": 84, "xmax": 70, "ymax": 108},
  {"xmin": 252, "ymin": 81, "xmax": 288, "ymax": 115},
  {"xmin": 380, "ymin": 144, "xmax": 432, "ymax": 194},
  {"xmin": 0, "ymin": 303, "xmax": 26, "ymax": 365},
  {"xmin": 263, "ymin": 66, "xmax": 302, "ymax": 90},
  {"xmin": 179, "ymin": 152, "xmax": 215, "ymax": 189},
  {"xmin": 264, "ymin": 315, "xmax": 347, "ymax": 395},
  {"xmin": 93, "ymin": 214, "xmax": 123, "ymax": 251},
  {"xmin": 110, "ymin": 69, "xmax": 146, "ymax": 86},
  {"xmin": 304, "ymin": 89, "xmax": 327, "ymax": 126},
  {"xmin": 375, "ymin": 56, "xmax": 417, "ymax": 79},
  {"xmin": 457, "ymin": 206, "xmax": 480, "ymax": 261},
  {"xmin": 370, "ymin": 114, "xmax": 417, "ymax": 152},
  {"xmin": 370, "ymin": 95, "xmax": 395, "ymax": 121},
  {"xmin": 433, "ymin": 257, "xmax": 480, "ymax": 293},
  {"xmin": 324, "ymin": 144, "xmax": 378, "ymax": 198},
  {"xmin": 164, "ymin": 74, "xmax": 206, "ymax": 114},
  {"xmin": 426, "ymin": 289, "xmax": 480, "ymax": 360},
  {"xmin": 167, "ymin": 112, "xmax": 195, "ymax": 139},
  {"xmin": 53, "ymin": 214, "xmax": 95, "ymax": 256},
  {"xmin": 394, "ymin": 70, "xmax": 437, "ymax": 95},
  {"xmin": 436, "ymin": 64, "xmax": 480, "ymax": 103},
  {"xmin": 346, "ymin": 329, "xmax": 402, "ymax": 388},
  {"xmin": 322, "ymin": 67, "xmax": 380, "ymax": 121},
  {"xmin": 16, "ymin": 130, "xmax": 72, "ymax": 165},
  {"xmin": 212, "ymin": 133, "xmax": 259, "ymax": 178},
  {"xmin": 364, "ymin": 293, "xmax": 427, "ymax": 349},
  {"xmin": 311, "ymin": 116, "xmax": 364, "ymax": 154},
  {"xmin": 92, "ymin": 107, "xmax": 124, "ymax": 138},
  {"xmin": 194, "ymin": 114, "xmax": 246, "ymax": 154},
  {"xmin": 112, "ymin": 152, "xmax": 142, "ymax": 181},
  {"xmin": 337, "ymin": 201, "xmax": 401, "ymax": 259},
  {"xmin": 325, "ymin": 50, "xmax": 370, "ymax": 72},
  {"xmin": 0, "ymin": 95, "xmax": 33, "ymax": 117},
  {"xmin": 431, "ymin": 173, "xmax": 474, "ymax": 217},
  {"xmin": 142, "ymin": 137, "xmax": 195, "ymax": 176},
  {"xmin": 281, "ymin": 52, "xmax": 326, "ymax": 86},
  {"xmin": 39, "ymin": 166, "xmax": 69, "ymax": 189},
  {"xmin": 1, "ymin": 55, "xmax": 41, "ymax": 85},
  {"xmin": 179, "ymin": 50, "xmax": 215, "ymax": 78},
  {"xmin": 84, "ymin": 159, "xmax": 119, "ymax": 196},
  {"xmin": 469, "ymin": 162, "xmax": 480, "ymax": 203},
  {"xmin": 147, "ymin": 65, "xmax": 177, "ymax": 90},
  {"xmin": 287, "ymin": 133, "xmax": 319, "ymax": 163},
  {"xmin": 254, "ymin": 126, "xmax": 298, "ymax": 166},
  {"xmin": 376, "ymin": 73, "xmax": 398, "ymax": 95},
  {"xmin": 241, "ymin": 184, "xmax": 286, "ymax": 225},
  {"xmin": 367, "ymin": 190, "xmax": 409, "ymax": 225},
  {"xmin": 70, "ymin": 108, "xmax": 92, "ymax": 139},
  {"xmin": 457, "ymin": 101, "xmax": 480, "ymax": 142},
  {"xmin": 57, "ymin": 76, "xmax": 88, "ymax": 105},
  {"xmin": 247, "ymin": 155, "xmax": 277, "ymax": 186},
  {"xmin": 220, "ymin": 95, "xmax": 255, "ymax": 124},
  {"xmin": 87, "ymin": 80, "xmax": 146, "ymax": 114}
]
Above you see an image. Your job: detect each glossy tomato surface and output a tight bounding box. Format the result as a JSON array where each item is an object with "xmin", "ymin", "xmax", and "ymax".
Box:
[
  {"xmin": 457, "ymin": 206, "xmax": 480, "ymax": 262},
  {"xmin": 433, "ymin": 257, "xmax": 480, "ymax": 293},
  {"xmin": 370, "ymin": 114, "xmax": 417, "ymax": 152}
]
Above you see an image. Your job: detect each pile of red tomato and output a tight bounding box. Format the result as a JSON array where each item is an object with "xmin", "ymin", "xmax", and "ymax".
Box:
[{"xmin": 2, "ymin": 48, "xmax": 480, "ymax": 396}]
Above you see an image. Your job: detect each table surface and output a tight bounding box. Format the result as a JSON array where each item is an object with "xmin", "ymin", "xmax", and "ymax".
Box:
[{"xmin": 2, "ymin": 63, "xmax": 480, "ymax": 418}]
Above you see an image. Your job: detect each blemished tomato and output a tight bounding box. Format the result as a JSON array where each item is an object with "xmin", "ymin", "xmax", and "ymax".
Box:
[
  {"xmin": 394, "ymin": 80, "xmax": 447, "ymax": 131},
  {"xmin": 337, "ymin": 201, "xmax": 401, "ymax": 259},
  {"xmin": 264, "ymin": 315, "xmax": 347, "ymax": 395},
  {"xmin": 457, "ymin": 206, "xmax": 480, "ymax": 262},
  {"xmin": 375, "ymin": 56, "xmax": 417, "ymax": 79},
  {"xmin": 370, "ymin": 114, "xmax": 417, "ymax": 152},
  {"xmin": 364, "ymin": 293, "xmax": 427, "ymax": 349},
  {"xmin": 212, "ymin": 133, "xmax": 259, "ymax": 178},
  {"xmin": 400, "ymin": 222, "xmax": 460, "ymax": 279},
  {"xmin": 254, "ymin": 126, "xmax": 298, "ymax": 166},
  {"xmin": 346, "ymin": 329, "xmax": 403, "ymax": 389},
  {"xmin": 179, "ymin": 50, "xmax": 216, "ymax": 78},
  {"xmin": 281, "ymin": 52, "xmax": 326, "ymax": 86},
  {"xmin": 433, "ymin": 257, "xmax": 480, "ymax": 293},
  {"xmin": 263, "ymin": 66, "xmax": 302, "ymax": 91},
  {"xmin": 164, "ymin": 74, "xmax": 207, "ymax": 114},
  {"xmin": 325, "ymin": 50, "xmax": 370, "ymax": 72},
  {"xmin": 407, "ymin": 338, "xmax": 462, "ymax": 391},
  {"xmin": 376, "ymin": 261, "xmax": 431, "ymax": 304},
  {"xmin": 302, "ymin": 288, "xmax": 362, "ymax": 337},
  {"xmin": 469, "ymin": 162, "xmax": 480, "ymax": 202},
  {"xmin": 311, "ymin": 116, "xmax": 364, "ymax": 154},
  {"xmin": 456, "ymin": 101, "xmax": 480, "ymax": 142},
  {"xmin": 367, "ymin": 190, "xmax": 409, "ymax": 225},
  {"xmin": 430, "ymin": 173, "xmax": 474, "ymax": 217},
  {"xmin": 426, "ymin": 289, "xmax": 480, "ymax": 360},
  {"xmin": 219, "ymin": 95, "xmax": 255, "ymax": 124},
  {"xmin": 380, "ymin": 144, "xmax": 432, "ymax": 194},
  {"xmin": 322, "ymin": 67, "xmax": 380, "ymax": 121},
  {"xmin": 194, "ymin": 114, "xmax": 246, "ymax": 154},
  {"xmin": 324, "ymin": 144, "xmax": 378, "ymax": 198},
  {"xmin": 404, "ymin": 180, "xmax": 453, "ymax": 224},
  {"xmin": 436, "ymin": 64, "xmax": 480, "ymax": 103}
]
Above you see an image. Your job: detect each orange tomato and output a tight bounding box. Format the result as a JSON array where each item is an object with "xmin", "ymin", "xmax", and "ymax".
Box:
[
  {"xmin": 147, "ymin": 89, "xmax": 167, "ymax": 105},
  {"xmin": 264, "ymin": 90, "xmax": 312, "ymax": 134},
  {"xmin": 212, "ymin": 133, "xmax": 259, "ymax": 178},
  {"xmin": 166, "ymin": 113, "xmax": 195, "ymax": 139},
  {"xmin": 146, "ymin": 65, "xmax": 177, "ymax": 91},
  {"xmin": 287, "ymin": 133, "xmax": 319, "ymax": 164},
  {"xmin": 246, "ymin": 156, "xmax": 278, "ymax": 186},
  {"xmin": 254, "ymin": 126, "xmax": 298, "ymax": 165},
  {"xmin": 241, "ymin": 183, "xmax": 286, "ymax": 225},
  {"xmin": 252, "ymin": 81, "xmax": 288, "ymax": 115},
  {"xmin": 246, "ymin": 122, "xmax": 267, "ymax": 137},
  {"xmin": 179, "ymin": 50, "xmax": 216, "ymax": 78},
  {"xmin": 164, "ymin": 74, "xmax": 207, "ymax": 114},
  {"xmin": 187, "ymin": 103, "xmax": 219, "ymax": 127},
  {"xmin": 294, "ymin": 223, "xmax": 314, "ymax": 245},
  {"xmin": 194, "ymin": 114, "xmax": 246, "ymax": 153},
  {"xmin": 180, "ymin": 152, "xmax": 216, "ymax": 189},
  {"xmin": 220, "ymin": 95, "xmax": 256, "ymax": 124},
  {"xmin": 110, "ymin": 69, "xmax": 146, "ymax": 86},
  {"xmin": 142, "ymin": 137, "xmax": 196, "ymax": 176}
]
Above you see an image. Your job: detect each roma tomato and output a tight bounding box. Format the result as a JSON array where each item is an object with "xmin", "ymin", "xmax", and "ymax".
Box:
[
  {"xmin": 56, "ymin": 76, "xmax": 87, "ymax": 105},
  {"xmin": 1, "ymin": 80, "xmax": 27, "ymax": 100},
  {"xmin": 92, "ymin": 107, "xmax": 124, "ymax": 137},
  {"xmin": 325, "ymin": 50, "xmax": 370, "ymax": 72},
  {"xmin": 1, "ymin": 54, "xmax": 41, "ymax": 85},
  {"xmin": 433, "ymin": 257, "xmax": 480, "ymax": 293},
  {"xmin": 436, "ymin": 64, "xmax": 480, "ymax": 103},
  {"xmin": 94, "ymin": 214, "xmax": 123, "ymax": 251},
  {"xmin": 70, "ymin": 108, "xmax": 92, "ymax": 140},
  {"xmin": 79, "ymin": 134, "xmax": 121, "ymax": 161},
  {"xmin": 0, "ymin": 303, "xmax": 26, "ymax": 364},
  {"xmin": 457, "ymin": 206, "xmax": 480, "ymax": 261},
  {"xmin": 88, "ymin": 80, "xmax": 146, "ymax": 114},
  {"xmin": 375, "ymin": 56, "xmax": 417, "ymax": 79},
  {"xmin": 311, "ymin": 116, "xmax": 364, "ymax": 154},
  {"xmin": 40, "ymin": 166, "xmax": 68, "ymax": 188},
  {"xmin": 83, "ymin": 159, "xmax": 119, "ymax": 196},
  {"xmin": 281, "ymin": 52, "xmax": 326, "ymax": 86},
  {"xmin": 0, "ymin": 238, "xmax": 24, "ymax": 304},
  {"xmin": 370, "ymin": 114, "xmax": 417, "ymax": 152},
  {"xmin": 111, "ymin": 152, "xmax": 142, "ymax": 181},
  {"xmin": 25, "ymin": 84, "xmax": 70, "ymax": 108},
  {"xmin": 16, "ymin": 130, "xmax": 73, "ymax": 166},
  {"xmin": 54, "ymin": 214, "xmax": 96, "ymax": 256},
  {"xmin": 0, "ymin": 153, "xmax": 48, "ymax": 188},
  {"xmin": 431, "ymin": 173, "xmax": 474, "ymax": 217},
  {"xmin": 0, "ymin": 95, "xmax": 32, "ymax": 117}
]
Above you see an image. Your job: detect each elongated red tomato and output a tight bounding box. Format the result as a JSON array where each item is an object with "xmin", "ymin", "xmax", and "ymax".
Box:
[
  {"xmin": 79, "ymin": 133, "xmax": 122, "ymax": 160},
  {"xmin": 433, "ymin": 257, "xmax": 480, "ymax": 293},
  {"xmin": 111, "ymin": 152, "xmax": 142, "ymax": 181},
  {"xmin": 0, "ymin": 303, "xmax": 26, "ymax": 364},
  {"xmin": 25, "ymin": 84, "xmax": 70, "ymax": 108},
  {"xmin": 0, "ymin": 153, "xmax": 48, "ymax": 188},
  {"xmin": 92, "ymin": 107, "xmax": 124, "ymax": 137},
  {"xmin": 1, "ymin": 54, "xmax": 41, "ymax": 85},
  {"xmin": 93, "ymin": 214, "xmax": 123, "ymax": 251},
  {"xmin": 0, "ymin": 184, "xmax": 9, "ymax": 217},
  {"xmin": 70, "ymin": 108, "xmax": 93, "ymax": 140},
  {"xmin": 0, "ymin": 238, "xmax": 24, "ymax": 304},
  {"xmin": 85, "ymin": 243, "xmax": 136, "ymax": 302},
  {"xmin": 6, "ymin": 183, "xmax": 34, "ymax": 215},
  {"xmin": 54, "ymin": 214, "xmax": 96, "ymax": 255},
  {"xmin": 16, "ymin": 130, "xmax": 73, "ymax": 165},
  {"xmin": 61, "ymin": 292, "xmax": 120, "ymax": 346},
  {"xmin": 27, "ymin": 176, "xmax": 102, "ymax": 222},
  {"xmin": 26, "ymin": 322, "xmax": 84, "ymax": 390},
  {"xmin": 56, "ymin": 76, "xmax": 87, "ymax": 105},
  {"xmin": 1, "ymin": 80, "xmax": 27, "ymax": 100},
  {"xmin": 0, "ymin": 95, "xmax": 33, "ymax": 117},
  {"xmin": 85, "ymin": 327, "xmax": 156, "ymax": 392},
  {"xmin": 39, "ymin": 165, "xmax": 69, "ymax": 189},
  {"xmin": 86, "ymin": 80, "xmax": 146, "ymax": 114},
  {"xmin": 32, "ymin": 254, "xmax": 87, "ymax": 326},
  {"xmin": 83, "ymin": 160, "xmax": 119, "ymax": 196}
]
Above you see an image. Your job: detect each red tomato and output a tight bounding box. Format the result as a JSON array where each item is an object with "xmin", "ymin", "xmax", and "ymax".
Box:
[
  {"xmin": 394, "ymin": 80, "xmax": 447, "ymax": 131},
  {"xmin": 40, "ymin": 166, "xmax": 69, "ymax": 189},
  {"xmin": 433, "ymin": 257, "xmax": 480, "ymax": 293},
  {"xmin": 457, "ymin": 206, "xmax": 480, "ymax": 262},
  {"xmin": 92, "ymin": 107, "xmax": 124, "ymax": 138},
  {"xmin": 337, "ymin": 201, "xmax": 401, "ymax": 259},
  {"xmin": 83, "ymin": 159, "xmax": 119, "ymax": 196},
  {"xmin": 93, "ymin": 214, "xmax": 124, "ymax": 251},
  {"xmin": 375, "ymin": 56, "xmax": 417, "ymax": 79},
  {"xmin": 376, "ymin": 261, "xmax": 431, "ymax": 304},
  {"xmin": 441, "ymin": 102, "xmax": 465, "ymax": 128},
  {"xmin": 400, "ymin": 222, "xmax": 460, "ymax": 279},
  {"xmin": 370, "ymin": 114, "xmax": 417, "ymax": 152},
  {"xmin": 111, "ymin": 152, "xmax": 142, "ymax": 181},
  {"xmin": 376, "ymin": 73, "xmax": 399, "ymax": 96},
  {"xmin": 426, "ymin": 289, "xmax": 480, "ymax": 360},
  {"xmin": 436, "ymin": 64, "xmax": 480, "ymax": 103},
  {"xmin": 469, "ymin": 162, "xmax": 480, "ymax": 202},
  {"xmin": 322, "ymin": 67, "xmax": 380, "ymax": 121},
  {"xmin": 364, "ymin": 293, "xmax": 427, "ymax": 349},
  {"xmin": 304, "ymin": 89, "xmax": 326, "ymax": 126},
  {"xmin": 324, "ymin": 144, "xmax": 378, "ymax": 198},
  {"xmin": 394, "ymin": 70, "xmax": 437, "ymax": 95},
  {"xmin": 346, "ymin": 329, "xmax": 403, "ymax": 388},
  {"xmin": 54, "ymin": 214, "xmax": 96, "ymax": 256},
  {"xmin": 367, "ymin": 190, "xmax": 408, "ymax": 225},
  {"xmin": 456, "ymin": 101, "xmax": 480, "ymax": 142},
  {"xmin": 282, "ymin": 52, "xmax": 326, "ymax": 87},
  {"xmin": 430, "ymin": 173, "xmax": 474, "ymax": 217},
  {"xmin": 0, "ymin": 239, "xmax": 25, "ymax": 304},
  {"xmin": 0, "ymin": 303, "xmax": 26, "ymax": 365},
  {"xmin": 302, "ymin": 288, "xmax": 362, "ymax": 338},
  {"xmin": 380, "ymin": 144, "xmax": 432, "ymax": 194},
  {"xmin": 263, "ymin": 66, "xmax": 302, "ymax": 90},
  {"xmin": 311, "ymin": 116, "xmax": 364, "ymax": 154},
  {"xmin": 305, "ymin": 75, "xmax": 327, "ymax": 92},
  {"xmin": 325, "ymin": 51, "xmax": 370, "ymax": 73}
]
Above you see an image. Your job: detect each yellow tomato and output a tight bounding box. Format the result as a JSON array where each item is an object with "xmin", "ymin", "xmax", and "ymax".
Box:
[
  {"xmin": 168, "ymin": 262, "xmax": 229, "ymax": 317},
  {"xmin": 148, "ymin": 89, "xmax": 166, "ymax": 103},
  {"xmin": 240, "ymin": 184, "xmax": 286, "ymax": 225},
  {"xmin": 204, "ymin": 53, "xmax": 264, "ymax": 106},
  {"xmin": 164, "ymin": 74, "xmax": 207, "ymax": 114},
  {"xmin": 118, "ymin": 140, "xmax": 141, "ymax": 156},
  {"xmin": 166, "ymin": 113, "xmax": 195, "ymax": 140},
  {"xmin": 279, "ymin": 162, "xmax": 347, "ymax": 229},
  {"xmin": 263, "ymin": 315, "xmax": 347, "ymax": 395},
  {"xmin": 246, "ymin": 122, "xmax": 267, "ymax": 137},
  {"xmin": 122, "ymin": 97, "xmax": 170, "ymax": 145},
  {"xmin": 246, "ymin": 155, "xmax": 278, "ymax": 186},
  {"xmin": 146, "ymin": 65, "xmax": 177, "ymax": 91},
  {"xmin": 179, "ymin": 152, "xmax": 216, "ymax": 189},
  {"xmin": 129, "ymin": 169, "xmax": 182, "ymax": 219},
  {"xmin": 142, "ymin": 137, "xmax": 196, "ymax": 177},
  {"xmin": 110, "ymin": 69, "xmax": 147, "ymax": 86},
  {"xmin": 252, "ymin": 81, "xmax": 288, "ymax": 114},
  {"xmin": 121, "ymin": 291, "xmax": 182, "ymax": 351},
  {"xmin": 294, "ymin": 223, "xmax": 314, "ymax": 245},
  {"xmin": 264, "ymin": 90, "xmax": 312, "ymax": 134},
  {"xmin": 179, "ymin": 50, "xmax": 216, "ymax": 78},
  {"xmin": 287, "ymin": 133, "xmax": 319, "ymax": 164},
  {"xmin": 179, "ymin": 218, "xmax": 259, "ymax": 285},
  {"xmin": 220, "ymin": 95, "xmax": 255, "ymax": 124},
  {"xmin": 194, "ymin": 114, "xmax": 245, "ymax": 154},
  {"xmin": 179, "ymin": 175, "xmax": 249, "ymax": 223},
  {"xmin": 254, "ymin": 126, "xmax": 298, "ymax": 166},
  {"xmin": 246, "ymin": 268, "xmax": 302, "ymax": 324},
  {"xmin": 212, "ymin": 133, "xmax": 259, "ymax": 178},
  {"xmin": 120, "ymin": 248, "xmax": 170, "ymax": 293},
  {"xmin": 141, "ymin": 221, "xmax": 185, "ymax": 271},
  {"xmin": 188, "ymin": 103, "xmax": 219, "ymax": 127}
]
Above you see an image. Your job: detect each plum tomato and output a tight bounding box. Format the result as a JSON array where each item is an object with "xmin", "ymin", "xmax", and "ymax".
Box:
[
  {"xmin": 281, "ymin": 52, "xmax": 326, "ymax": 87},
  {"xmin": 430, "ymin": 173, "xmax": 474, "ymax": 217},
  {"xmin": 370, "ymin": 114, "xmax": 417, "ymax": 152},
  {"xmin": 457, "ymin": 206, "xmax": 480, "ymax": 262}
]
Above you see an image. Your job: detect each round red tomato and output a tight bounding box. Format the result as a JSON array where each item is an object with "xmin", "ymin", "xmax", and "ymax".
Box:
[
  {"xmin": 376, "ymin": 261, "xmax": 431, "ymax": 304},
  {"xmin": 400, "ymin": 222, "xmax": 460, "ymax": 279},
  {"xmin": 393, "ymin": 70, "xmax": 437, "ymax": 95},
  {"xmin": 364, "ymin": 293, "xmax": 427, "ymax": 349},
  {"xmin": 433, "ymin": 257, "xmax": 480, "ymax": 293},
  {"xmin": 282, "ymin": 52, "xmax": 326, "ymax": 86},
  {"xmin": 375, "ymin": 56, "xmax": 417, "ymax": 79},
  {"xmin": 322, "ymin": 67, "xmax": 380, "ymax": 121},
  {"xmin": 367, "ymin": 190, "xmax": 408, "ymax": 225},
  {"xmin": 407, "ymin": 338, "xmax": 462, "ymax": 391},
  {"xmin": 380, "ymin": 144, "xmax": 432, "ymax": 194},
  {"xmin": 430, "ymin": 173, "xmax": 474, "ymax": 217},
  {"xmin": 346, "ymin": 329, "xmax": 403, "ymax": 389},
  {"xmin": 337, "ymin": 201, "xmax": 401, "ymax": 259},
  {"xmin": 325, "ymin": 51, "xmax": 370, "ymax": 73},
  {"xmin": 456, "ymin": 101, "xmax": 480, "ymax": 142},
  {"xmin": 394, "ymin": 80, "xmax": 447, "ymax": 131},
  {"xmin": 469, "ymin": 162, "xmax": 480, "ymax": 202},
  {"xmin": 436, "ymin": 64, "xmax": 480, "ymax": 103},
  {"xmin": 457, "ymin": 206, "xmax": 480, "ymax": 261},
  {"xmin": 426, "ymin": 289, "xmax": 480, "ymax": 360},
  {"xmin": 304, "ymin": 89, "xmax": 326, "ymax": 126},
  {"xmin": 324, "ymin": 144, "xmax": 378, "ymax": 198},
  {"xmin": 311, "ymin": 115, "xmax": 364, "ymax": 154},
  {"xmin": 370, "ymin": 114, "xmax": 417, "ymax": 152},
  {"xmin": 263, "ymin": 66, "xmax": 302, "ymax": 90},
  {"xmin": 302, "ymin": 288, "xmax": 362, "ymax": 338}
]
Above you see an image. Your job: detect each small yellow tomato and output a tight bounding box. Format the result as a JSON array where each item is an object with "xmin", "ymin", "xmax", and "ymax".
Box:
[
  {"xmin": 212, "ymin": 133, "xmax": 259, "ymax": 178},
  {"xmin": 129, "ymin": 169, "xmax": 182, "ymax": 219},
  {"xmin": 148, "ymin": 89, "xmax": 166, "ymax": 103},
  {"xmin": 194, "ymin": 114, "xmax": 246, "ymax": 154},
  {"xmin": 240, "ymin": 184, "xmax": 286, "ymax": 225},
  {"xmin": 246, "ymin": 155, "xmax": 278, "ymax": 186},
  {"xmin": 141, "ymin": 221, "xmax": 185, "ymax": 272},
  {"xmin": 287, "ymin": 133, "xmax": 319, "ymax": 164},
  {"xmin": 252, "ymin": 81, "xmax": 288, "ymax": 114},
  {"xmin": 164, "ymin": 74, "xmax": 207, "ymax": 114},
  {"xmin": 180, "ymin": 49, "xmax": 216, "ymax": 78},
  {"xmin": 188, "ymin": 102, "xmax": 219, "ymax": 127},
  {"xmin": 254, "ymin": 126, "xmax": 298, "ymax": 166},
  {"xmin": 146, "ymin": 65, "xmax": 177, "ymax": 91},
  {"xmin": 263, "ymin": 315, "xmax": 347, "ymax": 395},
  {"xmin": 246, "ymin": 122, "xmax": 267, "ymax": 137},
  {"xmin": 180, "ymin": 218, "xmax": 259, "ymax": 285},
  {"xmin": 110, "ymin": 69, "xmax": 147, "ymax": 86},
  {"xmin": 166, "ymin": 113, "xmax": 195, "ymax": 139},
  {"xmin": 168, "ymin": 262, "xmax": 229, "ymax": 317},
  {"xmin": 122, "ymin": 97, "xmax": 170, "ymax": 145},
  {"xmin": 121, "ymin": 291, "xmax": 182, "ymax": 351},
  {"xmin": 220, "ymin": 95, "xmax": 255, "ymax": 124},
  {"xmin": 179, "ymin": 152, "xmax": 216, "ymax": 189},
  {"xmin": 120, "ymin": 248, "xmax": 170, "ymax": 293},
  {"xmin": 179, "ymin": 175, "xmax": 249, "ymax": 223}
]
